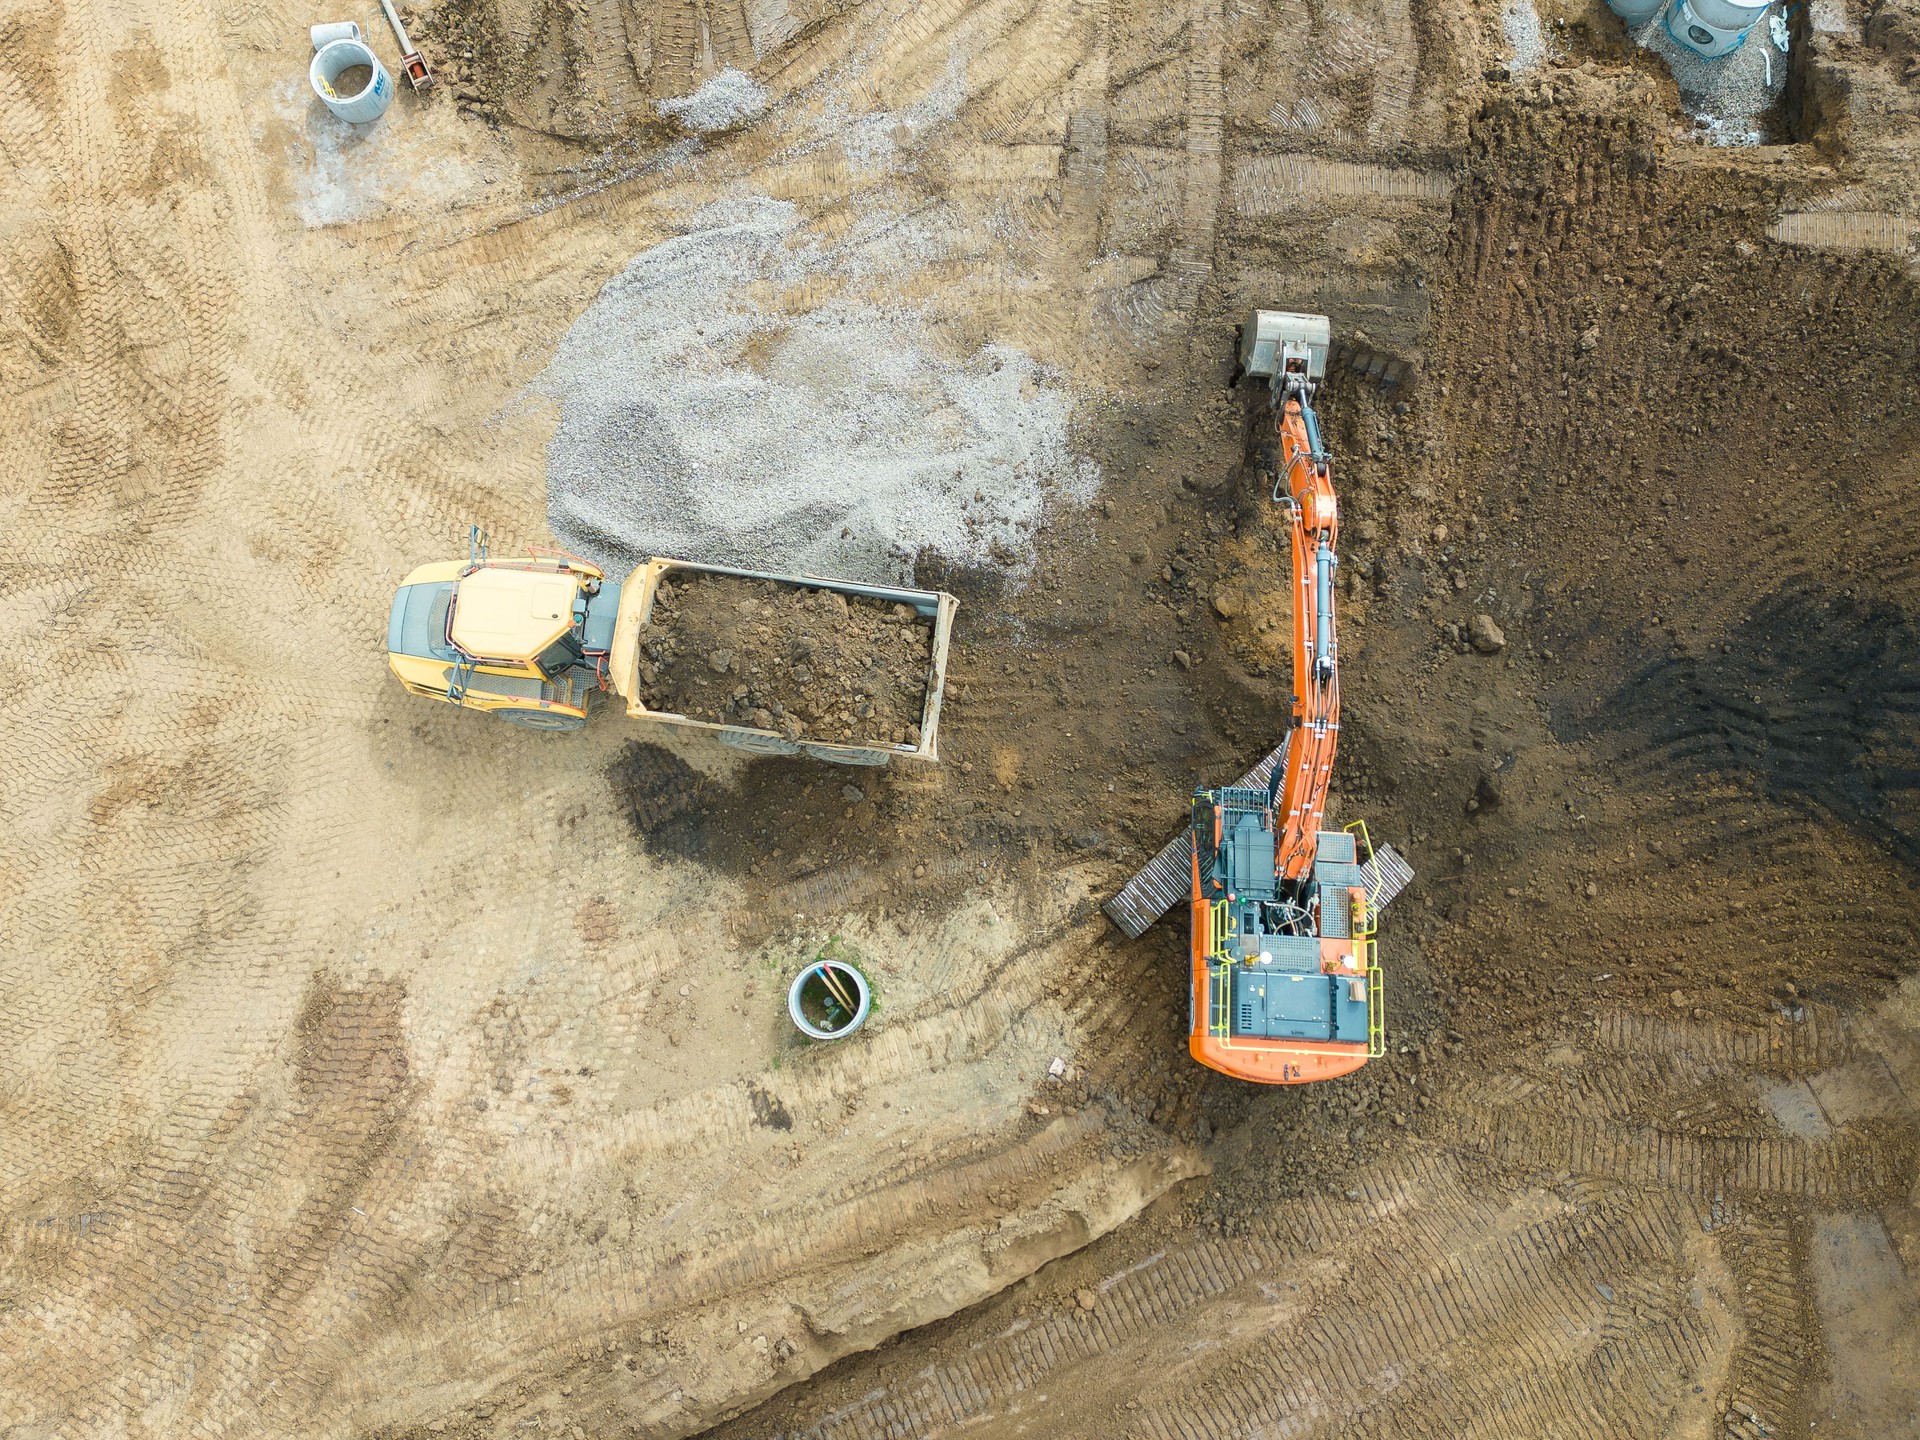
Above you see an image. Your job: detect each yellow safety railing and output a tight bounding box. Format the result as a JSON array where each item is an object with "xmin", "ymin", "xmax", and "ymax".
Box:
[
  {"xmin": 1365, "ymin": 941, "xmax": 1386, "ymax": 1057},
  {"xmin": 1344, "ymin": 817, "xmax": 1374, "ymax": 862},
  {"xmin": 1342, "ymin": 820, "xmax": 1385, "ymax": 1055},
  {"xmin": 1209, "ymin": 900, "xmax": 1236, "ymax": 1039},
  {"xmin": 1351, "ymin": 886, "xmax": 1375, "ymax": 940}
]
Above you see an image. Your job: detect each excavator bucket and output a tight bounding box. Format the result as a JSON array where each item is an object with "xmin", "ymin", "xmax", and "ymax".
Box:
[
  {"xmin": 1240, "ymin": 310, "xmax": 1415, "ymax": 390},
  {"xmin": 1240, "ymin": 311, "xmax": 1330, "ymax": 384}
]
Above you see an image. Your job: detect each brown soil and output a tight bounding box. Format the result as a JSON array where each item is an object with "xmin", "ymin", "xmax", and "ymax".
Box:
[
  {"xmin": 331, "ymin": 63, "xmax": 374, "ymax": 98},
  {"xmin": 10, "ymin": 0, "xmax": 1920, "ymax": 1437},
  {"xmin": 702, "ymin": 66, "xmax": 1920, "ymax": 1438},
  {"xmin": 636, "ymin": 574, "xmax": 934, "ymax": 747},
  {"xmin": 413, "ymin": 0, "xmax": 748, "ymax": 138}
]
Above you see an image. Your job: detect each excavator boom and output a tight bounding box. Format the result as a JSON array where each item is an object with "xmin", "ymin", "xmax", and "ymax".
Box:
[{"xmin": 1272, "ymin": 385, "xmax": 1340, "ymax": 881}]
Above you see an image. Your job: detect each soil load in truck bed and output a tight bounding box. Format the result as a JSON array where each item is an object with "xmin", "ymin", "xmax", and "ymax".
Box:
[{"xmin": 634, "ymin": 573, "xmax": 935, "ymax": 746}]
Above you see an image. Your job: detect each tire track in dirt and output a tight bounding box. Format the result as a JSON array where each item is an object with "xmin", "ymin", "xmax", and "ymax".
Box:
[
  {"xmin": 1060, "ymin": 27, "xmax": 1111, "ymax": 254},
  {"xmin": 1169, "ymin": 0, "xmax": 1222, "ymax": 318},
  {"xmin": 1591, "ymin": 1005, "xmax": 1852, "ymax": 1077},
  {"xmin": 651, "ymin": 0, "xmax": 702, "ymax": 100},
  {"xmin": 1231, "ymin": 154, "xmax": 1451, "ymax": 212},
  {"xmin": 4, "ymin": 2, "xmax": 1219, "ymax": 1434},
  {"xmin": 1712, "ymin": 1207, "xmax": 1818, "ymax": 1440},
  {"xmin": 712, "ymin": 994, "xmax": 1919, "ymax": 1440},
  {"xmin": 0, "ymin": 1, "xmax": 271, "ymax": 1313},
  {"xmin": 720, "ymin": 1149, "xmax": 1736, "ymax": 1440},
  {"xmin": 1767, "ymin": 210, "xmax": 1920, "ymax": 254}
]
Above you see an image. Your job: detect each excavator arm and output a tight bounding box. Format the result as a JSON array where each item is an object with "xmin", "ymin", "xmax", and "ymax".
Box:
[{"xmin": 1269, "ymin": 375, "xmax": 1340, "ymax": 882}]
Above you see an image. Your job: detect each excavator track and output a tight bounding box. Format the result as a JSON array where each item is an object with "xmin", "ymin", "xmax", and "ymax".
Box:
[
  {"xmin": 1103, "ymin": 737, "xmax": 1291, "ymax": 938},
  {"xmin": 1103, "ymin": 746, "xmax": 1416, "ymax": 941},
  {"xmin": 1357, "ymin": 841, "xmax": 1415, "ymax": 911}
]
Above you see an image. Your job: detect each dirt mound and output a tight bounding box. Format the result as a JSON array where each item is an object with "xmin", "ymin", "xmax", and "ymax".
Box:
[{"xmin": 637, "ymin": 574, "xmax": 934, "ymax": 746}]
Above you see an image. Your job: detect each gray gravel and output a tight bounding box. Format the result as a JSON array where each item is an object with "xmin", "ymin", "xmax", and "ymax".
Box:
[
  {"xmin": 532, "ymin": 195, "xmax": 1100, "ymax": 586},
  {"xmin": 657, "ymin": 68, "xmax": 768, "ymax": 133},
  {"xmin": 1504, "ymin": 0, "xmax": 1550, "ymax": 74},
  {"xmin": 1630, "ymin": 3, "xmax": 1787, "ymax": 144}
]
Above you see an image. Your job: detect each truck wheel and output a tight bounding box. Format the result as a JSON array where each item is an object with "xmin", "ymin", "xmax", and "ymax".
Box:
[
  {"xmin": 497, "ymin": 709, "xmax": 587, "ymax": 731},
  {"xmin": 801, "ymin": 744, "xmax": 892, "ymax": 767},
  {"xmin": 719, "ymin": 732, "xmax": 801, "ymax": 756}
]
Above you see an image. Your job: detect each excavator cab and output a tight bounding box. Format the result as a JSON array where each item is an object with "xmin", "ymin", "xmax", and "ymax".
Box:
[{"xmin": 1191, "ymin": 789, "xmax": 1381, "ymax": 1083}]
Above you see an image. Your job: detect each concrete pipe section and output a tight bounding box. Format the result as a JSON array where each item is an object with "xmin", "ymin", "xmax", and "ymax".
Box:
[
  {"xmin": 788, "ymin": 961, "xmax": 871, "ymax": 1040},
  {"xmin": 309, "ymin": 36, "xmax": 394, "ymax": 123}
]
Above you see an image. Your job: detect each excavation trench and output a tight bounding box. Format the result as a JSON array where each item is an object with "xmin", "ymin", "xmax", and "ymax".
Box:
[{"xmin": 697, "ymin": 76, "xmax": 1920, "ymax": 1440}]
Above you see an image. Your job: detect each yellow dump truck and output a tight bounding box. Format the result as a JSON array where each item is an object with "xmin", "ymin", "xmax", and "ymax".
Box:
[{"xmin": 386, "ymin": 539, "xmax": 957, "ymax": 766}]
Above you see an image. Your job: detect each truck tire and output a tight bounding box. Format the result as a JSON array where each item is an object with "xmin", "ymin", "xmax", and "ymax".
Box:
[
  {"xmin": 801, "ymin": 744, "xmax": 891, "ymax": 767},
  {"xmin": 718, "ymin": 731, "xmax": 801, "ymax": 756},
  {"xmin": 496, "ymin": 708, "xmax": 587, "ymax": 732}
]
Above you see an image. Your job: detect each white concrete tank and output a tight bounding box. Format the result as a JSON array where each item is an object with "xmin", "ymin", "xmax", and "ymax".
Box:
[
  {"xmin": 1605, "ymin": 0, "xmax": 1666, "ymax": 26},
  {"xmin": 309, "ymin": 37, "xmax": 394, "ymax": 124},
  {"xmin": 1665, "ymin": 0, "xmax": 1772, "ymax": 56},
  {"xmin": 787, "ymin": 961, "xmax": 871, "ymax": 1040}
]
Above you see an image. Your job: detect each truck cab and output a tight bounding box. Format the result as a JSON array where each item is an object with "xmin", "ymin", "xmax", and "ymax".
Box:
[{"xmin": 386, "ymin": 553, "xmax": 621, "ymax": 729}]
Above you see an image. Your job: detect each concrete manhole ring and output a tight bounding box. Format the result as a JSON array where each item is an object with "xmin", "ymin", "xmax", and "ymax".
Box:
[{"xmin": 788, "ymin": 961, "xmax": 871, "ymax": 1040}]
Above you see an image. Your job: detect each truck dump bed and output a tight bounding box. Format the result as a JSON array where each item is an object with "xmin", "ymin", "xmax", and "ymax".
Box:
[{"xmin": 607, "ymin": 558, "xmax": 958, "ymax": 766}]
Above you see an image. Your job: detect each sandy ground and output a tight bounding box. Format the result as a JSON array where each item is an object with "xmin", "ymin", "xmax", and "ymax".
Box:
[{"xmin": 3, "ymin": 0, "xmax": 1919, "ymax": 1436}]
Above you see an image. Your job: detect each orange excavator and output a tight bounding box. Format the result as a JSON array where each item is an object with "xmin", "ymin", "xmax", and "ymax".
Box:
[{"xmin": 1105, "ymin": 311, "xmax": 1412, "ymax": 1084}]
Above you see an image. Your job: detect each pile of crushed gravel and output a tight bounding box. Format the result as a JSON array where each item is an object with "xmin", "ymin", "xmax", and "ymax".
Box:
[
  {"xmin": 533, "ymin": 195, "xmax": 1100, "ymax": 586},
  {"xmin": 657, "ymin": 68, "xmax": 767, "ymax": 132}
]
